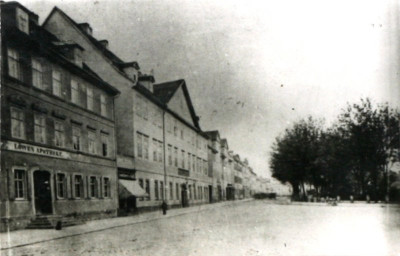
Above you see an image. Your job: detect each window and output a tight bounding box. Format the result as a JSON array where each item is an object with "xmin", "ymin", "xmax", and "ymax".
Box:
[
  {"xmin": 158, "ymin": 141, "xmax": 163, "ymax": 163},
  {"xmin": 14, "ymin": 169, "xmax": 26, "ymax": 199},
  {"xmin": 74, "ymin": 175, "xmax": 83, "ymax": 198},
  {"xmin": 188, "ymin": 153, "xmax": 191, "ymax": 171},
  {"xmin": 160, "ymin": 181, "xmax": 164, "ymax": 200},
  {"xmin": 139, "ymin": 179, "xmax": 144, "ymax": 201},
  {"xmin": 89, "ymin": 176, "xmax": 98, "ymax": 198},
  {"xmin": 145, "ymin": 179, "xmax": 150, "ymax": 201},
  {"xmin": 137, "ymin": 133, "xmax": 143, "ymax": 158},
  {"xmin": 103, "ymin": 177, "xmax": 110, "ymax": 198},
  {"xmin": 173, "ymin": 120, "xmax": 177, "ymax": 137},
  {"xmin": 72, "ymin": 126, "xmax": 81, "ymax": 150},
  {"xmin": 32, "ymin": 59, "xmax": 43, "ymax": 88},
  {"xmin": 71, "ymin": 79, "xmax": 79, "ymax": 104},
  {"xmin": 56, "ymin": 173, "xmax": 66, "ymax": 199},
  {"xmin": 168, "ymin": 145, "xmax": 172, "ymax": 166},
  {"xmin": 88, "ymin": 130, "xmax": 96, "ymax": 154},
  {"xmin": 34, "ymin": 114, "xmax": 46, "ymax": 144},
  {"xmin": 54, "ymin": 121, "xmax": 65, "ymax": 147},
  {"xmin": 192, "ymin": 155, "xmax": 196, "ymax": 171},
  {"xmin": 193, "ymin": 185, "xmax": 197, "ymax": 200},
  {"xmin": 174, "ymin": 147, "xmax": 178, "ymax": 167},
  {"xmin": 87, "ymin": 87, "xmax": 94, "ymax": 111},
  {"xmin": 181, "ymin": 150, "xmax": 185, "ymax": 169},
  {"xmin": 100, "ymin": 94, "xmax": 107, "ymax": 117},
  {"xmin": 7, "ymin": 48, "xmax": 20, "ymax": 79},
  {"xmin": 16, "ymin": 7, "xmax": 29, "ymax": 34},
  {"xmin": 101, "ymin": 134, "xmax": 109, "ymax": 157},
  {"xmin": 153, "ymin": 139, "xmax": 157, "ymax": 161},
  {"xmin": 170, "ymin": 182, "xmax": 173, "ymax": 200},
  {"xmin": 10, "ymin": 107, "xmax": 25, "ymax": 139},
  {"xmin": 176, "ymin": 183, "xmax": 179, "ymax": 200},
  {"xmin": 52, "ymin": 70, "xmax": 62, "ymax": 97},
  {"xmin": 154, "ymin": 180, "xmax": 159, "ymax": 200},
  {"xmin": 143, "ymin": 135, "xmax": 149, "ymax": 159},
  {"xmin": 204, "ymin": 160, "xmax": 208, "ymax": 175}
]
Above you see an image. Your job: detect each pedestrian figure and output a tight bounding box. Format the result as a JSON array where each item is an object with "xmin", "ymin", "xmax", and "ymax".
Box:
[
  {"xmin": 366, "ymin": 195, "xmax": 370, "ymax": 203},
  {"xmin": 350, "ymin": 195, "xmax": 354, "ymax": 203},
  {"xmin": 161, "ymin": 201, "xmax": 168, "ymax": 215}
]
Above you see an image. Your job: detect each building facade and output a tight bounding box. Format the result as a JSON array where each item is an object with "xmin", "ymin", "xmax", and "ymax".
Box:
[{"xmin": 0, "ymin": 2, "xmax": 120, "ymax": 231}]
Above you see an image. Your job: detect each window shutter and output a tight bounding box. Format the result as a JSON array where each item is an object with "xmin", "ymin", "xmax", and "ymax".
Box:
[
  {"xmin": 26, "ymin": 170, "xmax": 32, "ymax": 201},
  {"xmin": 8, "ymin": 169, "xmax": 15, "ymax": 201}
]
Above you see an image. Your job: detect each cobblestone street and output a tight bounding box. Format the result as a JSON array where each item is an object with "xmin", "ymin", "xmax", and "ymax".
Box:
[{"xmin": 2, "ymin": 200, "xmax": 400, "ymax": 256}]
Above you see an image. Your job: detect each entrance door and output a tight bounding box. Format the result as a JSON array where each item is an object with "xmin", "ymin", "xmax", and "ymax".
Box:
[
  {"xmin": 181, "ymin": 184, "xmax": 188, "ymax": 207},
  {"xmin": 208, "ymin": 185, "xmax": 213, "ymax": 203},
  {"xmin": 34, "ymin": 171, "xmax": 53, "ymax": 215}
]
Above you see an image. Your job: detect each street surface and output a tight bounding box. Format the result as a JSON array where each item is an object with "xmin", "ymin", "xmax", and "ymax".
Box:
[{"xmin": 3, "ymin": 200, "xmax": 400, "ymax": 256}]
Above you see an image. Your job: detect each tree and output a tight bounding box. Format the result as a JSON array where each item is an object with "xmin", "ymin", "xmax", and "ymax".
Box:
[{"xmin": 270, "ymin": 117, "xmax": 323, "ymax": 200}]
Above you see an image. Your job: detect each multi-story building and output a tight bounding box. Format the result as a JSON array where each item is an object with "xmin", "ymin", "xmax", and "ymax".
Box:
[
  {"xmin": 0, "ymin": 2, "xmax": 120, "ymax": 231},
  {"xmin": 204, "ymin": 130, "xmax": 224, "ymax": 202},
  {"xmin": 43, "ymin": 7, "xmax": 212, "ymax": 213}
]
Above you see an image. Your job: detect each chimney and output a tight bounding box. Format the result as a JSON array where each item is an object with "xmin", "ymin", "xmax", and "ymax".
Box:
[
  {"xmin": 138, "ymin": 74, "xmax": 155, "ymax": 93},
  {"xmin": 78, "ymin": 23, "xmax": 92, "ymax": 36},
  {"xmin": 99, "ymin": 40, "xmax": 108, "ymax": 48}
]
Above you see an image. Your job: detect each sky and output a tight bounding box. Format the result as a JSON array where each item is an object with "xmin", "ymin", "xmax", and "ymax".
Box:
[{"xmin": 18, "ymin": 0, "xmax": 400, "ymax": 178}]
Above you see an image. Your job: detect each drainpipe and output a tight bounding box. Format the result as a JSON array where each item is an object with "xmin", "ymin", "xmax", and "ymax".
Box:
[{"xmin": 162, "ymin": 110, "xmax": 167, "ymax": 214}]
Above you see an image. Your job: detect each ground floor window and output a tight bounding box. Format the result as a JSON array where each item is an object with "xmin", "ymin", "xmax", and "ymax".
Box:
[
  {"xmin": 154, "ymin": 180, "xmax": 159, "ymax": 200},
  {"xmin": 145, "ymin": 179, "xmax": 150, "ymax": 201},
  {"xmin": 89, "ymin": 176, "xmax": 98, "ymax": 198},
  {"xmin": 176, "ymin": 183, "xmax": 180, "ymax": 200},
  {"xmin": 74, "ymin": 175, "xmax": 83, "ymax": 199},
  {"xmin": 56, "ymin": 173, "xmax": 66, "ymax": 199},
  {"xmin": 14, "ymin": 169, "xmax": 26, "ymax": 199},
  {"xmin": 139, "ymin": 178, "xmax": 144, "ymax": 201},
  {"xmin": 160, "ymin": 181, "xmax": 164, "ymax": 201},
  {"xmin": 103, "ymin": 177, "xmax": 110, "ymax": 198}
]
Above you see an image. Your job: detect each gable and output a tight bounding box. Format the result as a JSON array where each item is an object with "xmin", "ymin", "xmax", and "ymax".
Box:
[{"xmin": 167, "ymin": 86, "xmax": 195, "ymax": 127}]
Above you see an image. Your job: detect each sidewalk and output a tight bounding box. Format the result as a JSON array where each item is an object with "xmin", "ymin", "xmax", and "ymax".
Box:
[{"xmin": 0, "ymin": 199, "xmax": 252, "ymax": 251}]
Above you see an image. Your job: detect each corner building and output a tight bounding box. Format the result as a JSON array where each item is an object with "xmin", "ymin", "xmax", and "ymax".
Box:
[
  {"xmin": 43, "ymin": 7, "xmax": 212, "ymax": 213},
  {"xmin": 0, "ymin": 2, "xmax": 119, "ymax": 231}
]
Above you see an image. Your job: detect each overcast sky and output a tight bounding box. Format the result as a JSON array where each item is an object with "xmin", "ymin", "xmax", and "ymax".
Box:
[{"xmin": 19, "ymin": 0, "xmax": 399, "ymax": 178}]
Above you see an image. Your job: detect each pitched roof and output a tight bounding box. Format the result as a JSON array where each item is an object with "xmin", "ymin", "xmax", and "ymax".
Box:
[
  {"xmin": 153, "ymin": 79, "xmax": 200, "ymax": 129},
  {"xmin": 153, "ymin": 79, "xmax": 183, "ymax": 104},
  {"xmin": 42, "ymin": 7, "xmax": 138, "ymax": 81}
]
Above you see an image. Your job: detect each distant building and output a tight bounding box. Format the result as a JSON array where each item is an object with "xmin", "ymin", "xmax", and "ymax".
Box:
[{"xmin": 0, "ymin": 2, "xmax": 120, "ymax": 231}]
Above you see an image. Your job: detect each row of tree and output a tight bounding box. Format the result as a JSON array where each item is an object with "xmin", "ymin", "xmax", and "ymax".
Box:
[{"xmin": 270, "ymin": 98, "xmax": 400, "ymax": 201}]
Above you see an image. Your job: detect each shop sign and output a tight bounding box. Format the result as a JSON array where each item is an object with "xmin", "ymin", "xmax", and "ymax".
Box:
[{"xmin": 2, "ymin": 140, "xmax": 70, "ymax": 159}]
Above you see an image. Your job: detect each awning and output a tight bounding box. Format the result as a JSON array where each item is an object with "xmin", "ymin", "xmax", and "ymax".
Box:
[{"xmin": 118, "ymin": 179, "xmax": 148, "ymax": 198}]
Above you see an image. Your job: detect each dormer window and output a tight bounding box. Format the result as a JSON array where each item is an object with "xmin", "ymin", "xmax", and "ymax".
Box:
[{"xmin": 16, "ymin": 7, "xmax": 29, "ymax": 34}]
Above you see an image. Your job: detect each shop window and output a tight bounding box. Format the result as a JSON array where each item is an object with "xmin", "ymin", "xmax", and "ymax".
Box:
[
  {"xmin": 74, "ymin": 175, "xmax": 83, "ymax": 199},
  {"xmin": 52, "ymin": 70, "xmax": 62, "ymax": 97},
  {"xmin": 7, "ymin": 48, "xmax": 20, "ymax": 80},
  {"xmin": 32, "ymin": 59, "xmax": 43, "ymax": 89},
  {"xmin": 145, "ymin": 179, "xmax": 150, "ymax": 201},
  {"xmin": 154, "ymin": 180, "xmax": 159, "ymax": 200},
  {"xmin": 54, "ymin": 121, "xmax": 65, "ymax": 147},
  {"xmin": 34, "ymin": 114, "xmax": 46, "ymax": 144},
  {"xmin": 11, "ymin": 107, "xmax": 25, "ymax": 139},
  {"xmin": 14, "ymin": 169, "xmax": 26, "ymax": 199},
  {"xmin": 56, "ymin": 173, "xmax": 66, "ymax": 199},
  {"xmin": 139, "ymin": 179, "xmax": 144, "ymax": 201},
  {"xmin": 169, "ymin": 182, "xmax": 173, "ymax": 200},
  {"xmin": 103, "ymin": 177, "xmax": 110, "ymax": 198},
  {"xmin": 160, "ymin": 181, "xmax": 164, "ymax": 200}
]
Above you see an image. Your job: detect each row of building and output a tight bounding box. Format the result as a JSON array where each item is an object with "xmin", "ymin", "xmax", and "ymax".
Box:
[{"xmin": 0, "ymin": 1, "xmax": 271, "ymax": 231}]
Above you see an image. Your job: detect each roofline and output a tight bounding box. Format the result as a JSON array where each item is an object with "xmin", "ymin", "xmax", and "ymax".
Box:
[{"xmin": 42, "ymin": 6, "xmax": 136, "ymax": 84}]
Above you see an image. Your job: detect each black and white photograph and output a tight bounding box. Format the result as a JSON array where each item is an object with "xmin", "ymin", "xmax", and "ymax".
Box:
[{"xmin": 0, "ymin": 0, "xmax": 399, "ymax": 255}]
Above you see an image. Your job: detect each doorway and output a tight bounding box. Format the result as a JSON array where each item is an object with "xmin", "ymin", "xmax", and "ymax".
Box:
[
  {"xmin": 181, "ymin": 184, "xmax": 188, "ymax": 207},
  {"xmin": 33, "ymin": 171, "xmax": 53, "ymax": 215},
  {"xmin": 208, "ymin": 185, "xmax": 213, "ymax": 203}
]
